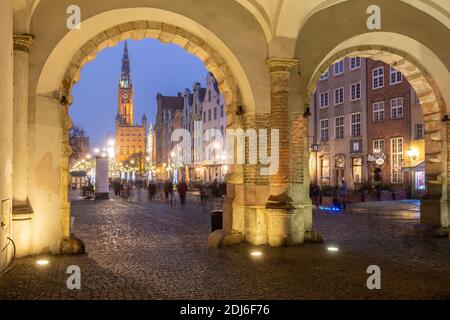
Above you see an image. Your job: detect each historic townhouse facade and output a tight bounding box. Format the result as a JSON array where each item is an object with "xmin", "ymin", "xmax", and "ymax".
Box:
[
  {"xmin": 311, "ymin": 57, "xmax": 425, "ymax": 195},
  {"xmin": 310, "ymin": 57, "xmax": 368, "ymax": 189},
  {"xmin": 154, "ymin": 93, "xmax": 184, "ymax": 180},
  {"xmin": 366, "ymin": 59, "xmax": 425, "ymax": 197},
  {"xmin": 202, "ymin": 72, "xmax": 227, "ymax": 182},
  {"xmin": 159, "ymin": 73, "xmax": 227, "ymax": 183}
]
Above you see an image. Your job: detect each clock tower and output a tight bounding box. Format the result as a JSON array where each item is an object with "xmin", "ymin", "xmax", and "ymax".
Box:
[
  {"xmin": 115, "ymin": 41, "xmax": 148, "ymax": 164},
  {"xmin": 117, "ymin": 41, "xmax": 134, "ymax": 126}
]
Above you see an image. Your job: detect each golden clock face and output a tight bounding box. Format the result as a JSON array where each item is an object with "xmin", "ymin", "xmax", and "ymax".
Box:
[{"xmin": 122, "ymin": 93, "xmax": 129, "ymax": 100}]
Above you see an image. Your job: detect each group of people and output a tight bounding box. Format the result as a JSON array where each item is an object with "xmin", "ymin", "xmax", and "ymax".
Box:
[
  {"xmin": 112, "ymin": 179, "xmax": 134, "ymax": 200},
  {"xmin": 310, "ymin": 178, "xmax": 349, "ymax": 210},
  {"xmin": 147, "ymin": 179, "xmax": 188, "ymax": 206},
  {"xmin": 110, "ymin": 178, "xmax": 226, "ymax": 206}
]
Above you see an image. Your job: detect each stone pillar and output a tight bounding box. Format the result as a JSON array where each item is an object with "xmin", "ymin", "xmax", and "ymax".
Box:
[
  {"xmin": 11, "ymin": 35, "xmax": 33, "ymax": 257},
  {"xmin": 60, "ymin": 104, "xmax": 72, "ymax": 239},
  {"xmin": 264, "ymin": 58, "xmax": 318, "ymax": 246},
  {"xmin": 418, "ymin": 109, "xmax": 449, "ymax": 236},
  {"xmin": 12, "ymin": 34, "xmax": 33, "ymax": 212}
]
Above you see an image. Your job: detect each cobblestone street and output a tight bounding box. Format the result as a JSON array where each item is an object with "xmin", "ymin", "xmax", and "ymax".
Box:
[{"xmin": 0, "ymin": 193, "xmax": 449, "ymax": 300}]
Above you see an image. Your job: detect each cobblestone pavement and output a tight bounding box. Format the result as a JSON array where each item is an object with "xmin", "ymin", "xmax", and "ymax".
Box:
[{"xmin": 0, "ymin": 193, "xmax": 449, "ymax": 300}]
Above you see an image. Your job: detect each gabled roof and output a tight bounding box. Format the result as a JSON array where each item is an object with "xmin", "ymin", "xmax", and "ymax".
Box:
[{"xmin": 198, "ymin": 88, "xmax": 207, "ymax": 102}]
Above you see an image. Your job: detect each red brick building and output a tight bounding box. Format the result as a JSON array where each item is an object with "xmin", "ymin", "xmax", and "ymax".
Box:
[{"xmin": 366, "ymin": 59, "xmax": 425, "ymax": 195}]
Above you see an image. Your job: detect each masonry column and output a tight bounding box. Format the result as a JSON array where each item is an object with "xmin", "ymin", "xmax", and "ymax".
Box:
[
  {"xmin": 12, "ymin": 34, "xmax": 33, "ymax": 212},
  {"xmin": 11, "ymin": 34, "xmax": 34, "ymax": 257},
  {"xmin": 265, "ymin": 58, "xmax": 306, "ymax": 246}
]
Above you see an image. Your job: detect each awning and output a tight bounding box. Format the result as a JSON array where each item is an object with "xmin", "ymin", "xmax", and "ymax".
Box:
[{"xmin": 402, "ymin": 160, "xmax": 425, "ymax": 172}]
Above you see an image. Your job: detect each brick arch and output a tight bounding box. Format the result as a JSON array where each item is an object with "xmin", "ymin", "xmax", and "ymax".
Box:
[
  {"xmin": 57, "ymin": 21, "xmax": 247, "ymax": 242},
  {"xmin": 306, "ymin": 46, "xmax": 448, "ymax": 229}
]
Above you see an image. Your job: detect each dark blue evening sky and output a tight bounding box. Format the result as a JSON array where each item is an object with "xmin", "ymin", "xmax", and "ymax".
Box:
[{"xmin": 70, "ymin": 39, "xmax": 207, "ymax": 147}]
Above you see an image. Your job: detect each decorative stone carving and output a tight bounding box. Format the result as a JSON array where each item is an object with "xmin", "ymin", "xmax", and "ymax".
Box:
[{"xmin": 13, "ymin": 34, "xmax": 33, "ymax": 53}]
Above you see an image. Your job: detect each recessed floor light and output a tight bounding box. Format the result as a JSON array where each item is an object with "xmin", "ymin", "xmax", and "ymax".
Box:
[
  {"xmin": 36, "ymin": 259, "xmax": 49, "ymax": 266},
  {"xmin": 250, "ymin": 250, "xmax": 263, "ymax": 257},
  {"xmin": 327, "ymin": 246, "xmax": 339, "ymax": 252}
]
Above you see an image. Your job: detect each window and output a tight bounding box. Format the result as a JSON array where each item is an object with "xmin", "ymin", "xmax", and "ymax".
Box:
[
  {"xmin": 335, "ymin": 116, "xmax": 344, "ymax": 139},
  {"xmin": 350, "ymin": 82, "xmax": 361, "ymax": 101},
  {"xmin": 352, "ymin": 158, "xmax": 362, "ymax": 183},
  {"xmin": 334, "ymin": 60, "xmax": 344, "ymax": 75},
  {"xmin": 390, "ymin": 66, "xmax": 403, "ymax": 85},
  {"xmin": 351, "ymin": 140, "xmax": 362, "ymax": 153},
  {"xmin": 415, "ymin": 123, "xmax": 424, "ymax": 140},
  {"xmin": 351, "ymin": 112, "xmax": 361, "ymax": 137},
  {"xmin": 208, "ymin": 90, "xmax": 212, "ymax": 102},
  {"xmin": 208, "ymin": 109, "xmax": 212, "ymax": 121},
  {"xmin": 373, "ymin": 101, "xmax": 385, "ymax": 122},
  {"xmin": 373, "ymin": 139, "xmax": 385, "ymax": 154},
  {"xmin": 320, "ymin": 119, "xmax": 329, "ymax": 142},
  {"xmin": 321, "ymin": 158, "xmax": 330, "ymax": 181},
  {"xmin": 220, "ymin": 105, "xmax": 224, "ymax": 117},
  {"xmin": 203, "ymin": 111, "xmax": 206, "ymax": 123},
  {"xmin": 319, "ymin": 70, "xmax": 329, "ymax": 81},
  {"xmin": 320, "ymin": 91, "xmax": 329, "ymax": 108},
  {"xmin": 373, "ymin": 66, "xmax": 384, "ymax": 89},
  {"xmin": 390, "ymin": 97, "xmax": 404, "ymax": 119},
  {"xmin": 214, "ymin": 107, "xmax": 217, "ymax": 120},
  {"xmin": 391, "ymin": 137, "xmax": 404, "ymax": 184},
  {"xmin": 334, "ymin": 87, "xmax": 344, "ymax": 105},
  {"xmin": 415, "ymin": 171, "xmax": 426, "ymax": 191},
  {"xmin": 350, "ymin": 57, "xmax": 361, "ymax": 70}
]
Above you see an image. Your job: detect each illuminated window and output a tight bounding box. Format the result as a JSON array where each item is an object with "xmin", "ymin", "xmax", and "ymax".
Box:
[
  {"xmin": 415, "ymin": 171, "xmax": 426, "ymax": 190},
  {"xmin": 391, "ymin": 137, "xmax": 404, "ymax": 184},
  {"xmin": 352, "ymin": 158, "xmax": 362, "ymax": 183}
]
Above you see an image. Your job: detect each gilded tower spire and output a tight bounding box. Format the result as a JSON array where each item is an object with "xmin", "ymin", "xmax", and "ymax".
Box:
[{"xmin": 119, "ymin": 41, "xmax": 132, "ymax": 88}]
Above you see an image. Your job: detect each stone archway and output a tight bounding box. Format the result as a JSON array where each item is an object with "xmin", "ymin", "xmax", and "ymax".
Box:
[
  {"xmin": 58, "ymin": 21, "xmax": 246, "ymax": 246},
  {"xmin": 306, "ymin": 46, "xmax": 449, "ymax": 233}
]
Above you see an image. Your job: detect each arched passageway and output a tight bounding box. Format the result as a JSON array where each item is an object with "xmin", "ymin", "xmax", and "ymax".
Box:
[{"xmin": 0, "ymin": 0, "xmax": 448, "ymax": 270}]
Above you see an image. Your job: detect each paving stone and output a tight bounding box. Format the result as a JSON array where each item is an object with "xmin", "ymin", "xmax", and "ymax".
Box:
[{"xmin": 0, "ymin": 196, "xmax": 449, "ymax": 299}]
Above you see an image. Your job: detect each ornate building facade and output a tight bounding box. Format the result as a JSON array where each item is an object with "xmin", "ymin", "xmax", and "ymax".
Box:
[
  {"xmin": 115, "ymin": 41, "xmax": 147, "ymax": 164},
  {"xmin": 154, "ymin": 92, "xmax": 184, "ymax": 180}
]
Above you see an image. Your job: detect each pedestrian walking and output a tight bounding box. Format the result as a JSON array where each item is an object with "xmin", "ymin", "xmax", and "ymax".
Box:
[
  {"xmin": 177, "ymin": 180, "xmax": 188, "ymax": 205},
  {"xmin": 338, "ymin": 178, "xmax": 349, "ymax": 210},
  {"xmin": 147, "ymin": 181, "xmax": 156, "ymax": 201},
  {"xmin": 163, "ymin": 180, "xmax": 171, "ymax": 201}
]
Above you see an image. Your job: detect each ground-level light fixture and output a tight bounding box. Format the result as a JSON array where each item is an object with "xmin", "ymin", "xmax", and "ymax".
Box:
[
  {"xmin": 36, "ymin": 259, "xmax": 49, "ymax": 266},
  {"xmin": 327, "ymin": 246, "xmax": 339, "ymax": 252},
  {"xmin": 250, "ymin": 250, "xmax": 263, "ymax": 257}
]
